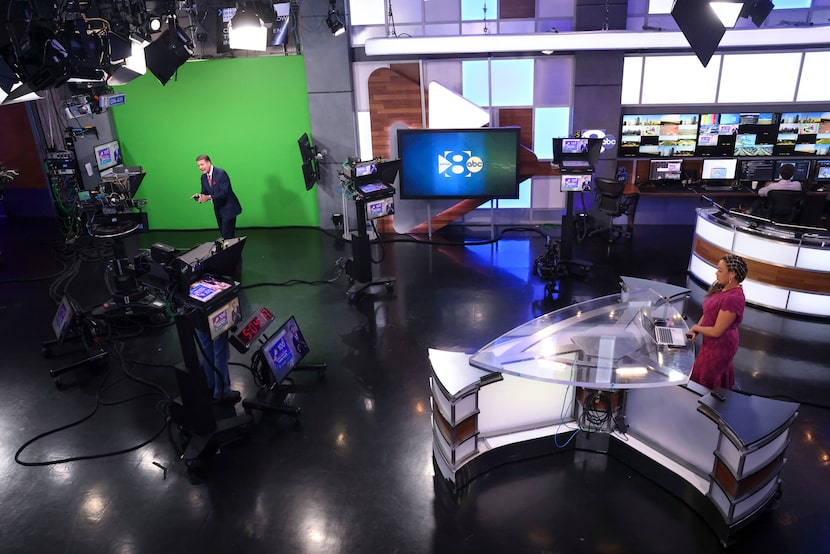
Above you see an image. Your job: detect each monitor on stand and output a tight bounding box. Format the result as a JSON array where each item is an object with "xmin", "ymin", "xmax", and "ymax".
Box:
[{"xmin": 241, "ymin": 315, "xmax": 327, "ymax": 419}]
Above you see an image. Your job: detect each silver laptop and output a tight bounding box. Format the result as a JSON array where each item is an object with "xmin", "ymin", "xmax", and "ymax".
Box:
[{"xmin": 654, "ymin": 325, "xmax": 687, "ymax": 347}]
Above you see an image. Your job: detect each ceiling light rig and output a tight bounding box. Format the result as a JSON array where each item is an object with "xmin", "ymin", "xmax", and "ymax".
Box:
[
  {"xmin": 229, "ymin": 4, "xmax": 268, "ymax": 51},
  {"xmin": 326, "ymin": 1, "xmax": 346, "ymax": 37},
  {"xmin": 672, "ymin": 0, "xmax": 776, "ymax": 66}
]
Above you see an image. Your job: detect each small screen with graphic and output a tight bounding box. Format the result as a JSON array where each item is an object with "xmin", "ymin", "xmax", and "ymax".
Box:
[{"xmin": 261, "ymin": 316, "xmax": 310, "ymax": 385}]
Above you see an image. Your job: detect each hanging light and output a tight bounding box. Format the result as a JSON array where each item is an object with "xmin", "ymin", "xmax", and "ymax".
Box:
[
  {"xmin": 709, "ymin": 2, "xmax": 744, "ymax": 28},
  {"xmin": 228, "ymin": 5, "xmax": 268, "ymax": 51},
  {"xmin": 326, "ymin": 3, "xmax": 345, "ymax": 37}
]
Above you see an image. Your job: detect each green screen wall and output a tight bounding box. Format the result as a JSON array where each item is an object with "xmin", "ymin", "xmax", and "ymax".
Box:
[{"xmin": 113, "ymin": 56, "xmax": 318, "ymax": 230}]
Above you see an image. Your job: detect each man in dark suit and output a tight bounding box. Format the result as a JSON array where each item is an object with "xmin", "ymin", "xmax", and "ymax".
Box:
[
  {"xmin": 191, "ymin": 154, "xmax": 243, "ymax": 404},
  {"xmin": 193, "ymin": 154, "xmax": 242, "ymax": 239}
]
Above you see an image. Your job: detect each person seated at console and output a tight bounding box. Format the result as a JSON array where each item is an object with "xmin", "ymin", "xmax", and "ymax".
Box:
[
  {"xmin": 745, "ymin": 163, "xmax": 801, "ymax": 215},
  {"xmin": 757, "ymin": 163, "xmax": 801, "ymax": 197}
]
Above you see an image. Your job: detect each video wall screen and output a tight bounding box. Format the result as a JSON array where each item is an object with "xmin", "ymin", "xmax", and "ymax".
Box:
[
  {"xmin": 620, "ymin": 114, "xmax": 700, "ymax": 158},
  {"xmin": 620, "ymin": 111, "xmax": 830, "ymax": 158}
]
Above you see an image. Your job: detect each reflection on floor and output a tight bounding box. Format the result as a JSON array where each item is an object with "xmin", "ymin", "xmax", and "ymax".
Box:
[{"xmin": 0, "ymin": 218, "xmax": 828, "ymax": 553}]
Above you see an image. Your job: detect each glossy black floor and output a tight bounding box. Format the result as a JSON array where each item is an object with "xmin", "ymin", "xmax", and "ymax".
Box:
[{"xmin": 1, "ymin": 217, "xmax": 828, "ymax": 554}]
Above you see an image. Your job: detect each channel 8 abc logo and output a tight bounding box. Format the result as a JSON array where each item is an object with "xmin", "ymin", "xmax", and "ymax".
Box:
[
  {"xmin": 437, "ymin": 151, "xmax": 484, "ymax": 177},
  {"xmin": 579, "ymin": 129, "xmax": 617, "ymax": 153}
]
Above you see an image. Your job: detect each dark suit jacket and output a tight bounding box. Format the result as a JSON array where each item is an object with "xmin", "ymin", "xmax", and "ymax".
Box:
[{"xmin": 201, "ymin": 166, "xmax": 242, "ymax": 221}]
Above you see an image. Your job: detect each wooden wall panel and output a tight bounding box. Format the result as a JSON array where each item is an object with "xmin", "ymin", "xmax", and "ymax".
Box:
[
  {"xmin": 500, "ymin": 0, "xmax": 535, "ymax": 19},
  {"xmin": 0, "ymin": 103, "xmax": 48, "ymax": 190},
  {"xmin": 368, "ymin": 66, "xmax": 425, "ymax": 160}
]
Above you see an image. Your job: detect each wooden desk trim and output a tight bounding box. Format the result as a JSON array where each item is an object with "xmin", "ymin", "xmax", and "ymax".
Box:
[{"xmin": 693, "ymin": 236, "xmax": 830, "ymax": 294}]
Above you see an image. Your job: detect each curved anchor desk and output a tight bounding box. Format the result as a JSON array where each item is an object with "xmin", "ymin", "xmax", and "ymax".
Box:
[
  {"xmin": 430, "ymin": 287, "xmax": 799, "ymax": 546},
  {"xmin": 689, "ymin": 207, "xmax": 830, "ymax": 318}
]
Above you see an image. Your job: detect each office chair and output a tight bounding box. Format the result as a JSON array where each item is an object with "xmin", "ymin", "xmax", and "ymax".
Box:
[
  {"xmin": 588, "ymin": 177, "xmax": 628, "ymax": 243},
  {"xmin": 798, "ymin": 194, "xmax": 826, "ymax": 228},
  {"xmin": 765, "ymin": 190, "xmax": 805, "ymax": 224}
]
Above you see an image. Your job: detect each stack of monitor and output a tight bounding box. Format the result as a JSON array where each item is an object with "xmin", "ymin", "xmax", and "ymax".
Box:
[
  {"xmin": 553, "ymin": 137, "xmax": 602, "ymax": 192},
  {"xmin": 642, "ymin": 158, "xmax": 826, "ymax": 185},
  {"xmin": 620, "ymin": 111, "xmax": 830, "ymax": 158},
  {"xmin": 737, "ymin": 159, "xmax": 815, "ymax": 182}
]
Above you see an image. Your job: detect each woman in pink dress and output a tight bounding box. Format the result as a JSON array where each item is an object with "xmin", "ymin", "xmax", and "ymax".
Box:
[{"xmin": 688, "ymin": 255, "xmax": 748, "ymax": 390}]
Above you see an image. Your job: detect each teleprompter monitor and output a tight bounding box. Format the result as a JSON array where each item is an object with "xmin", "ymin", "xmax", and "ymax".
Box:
[
  {"xmin": 560, "ymin": 174, "xmax": 592, "ymax": 193},
  {"xmin": 397, "ymin": 127, "xmax": 520, "ymax": 199},
  {"xmin": 553, "ymin": 137, "xmax": 602, "ymax": 171},
  {"xmin": 261, "ymin": 316, "xmax": 310, "ymax": 385},
  {"xmin": 206, "ymin": 295, "xmax": 242, "ymax": 340},
  {"xmin": 175, "ymin": 237, "xmax": 246, "ymax": 292},
  {"xmin": 366, "ymin": 197, "xmax": 394, "ymax": 220}
]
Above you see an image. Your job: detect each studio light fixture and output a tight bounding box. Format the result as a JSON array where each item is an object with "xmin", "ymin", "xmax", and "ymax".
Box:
[
  {"xmin": 143, "ymin": 20, "xmax": 194, "ymax": 85},
  {"xmin": 107, "ymin": 38, "xmax": 147, "ymax": 86},
  {"xmin": 740, "ymin": 0, "xmax": 775, "ymax": 27},
  {"xmin": 672, "ymin": 0, "xmax": 776, "ymax": 66},
  {"xmin": 148, "ymin": 16, "xmax": 163, "ymax": 33},
  {"xmin": 709, "ymin": 2, "xmax": 744, "ymax": 27},
  {"xmin": 326, "ymin": 2, "xmax": 345, "ymax": 37},
  {"xmin": 228, "ymin": 5, "xmax": 268, "ymax": 51}
]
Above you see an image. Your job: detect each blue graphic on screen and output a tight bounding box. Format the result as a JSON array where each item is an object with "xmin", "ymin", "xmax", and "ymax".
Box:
[
  {"xmin": 397, "ymin": 128, "xmax": 520, "ymax": 199},
  {"xmin": 261, "ymin": 316, "xmax": 310, "ymax": 385},
  {"xmin": 266, "ymin": 336, "xmax": 293, "ymax": 379}
]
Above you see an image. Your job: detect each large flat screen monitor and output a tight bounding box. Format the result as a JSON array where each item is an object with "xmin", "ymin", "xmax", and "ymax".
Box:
[
  {"xmin": 701, "ymin": 158, "xmax": 738, "ymax": 180},
  {"xmin": 94, "ymin": 140, "xmax": 121, "ymax": 172},
  {"xmin": 261, "ymin": 316, "xmax": 310, "ymax": 385},
  {"xmin": 397, "ymin": 127, "xmax": 520, "ymax": 199},
  {"xmin": 648, "ymin": 159, "xmax": 683, "ymax": 181},
  {"xmin": 774, "ymin": 160, "xmax": 811, "ymax": 181}
]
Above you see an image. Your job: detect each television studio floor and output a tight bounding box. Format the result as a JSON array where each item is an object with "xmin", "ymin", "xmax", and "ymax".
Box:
[{"xmin": 0, "ymin": 216, "xmax": 828, "ymax": 554}]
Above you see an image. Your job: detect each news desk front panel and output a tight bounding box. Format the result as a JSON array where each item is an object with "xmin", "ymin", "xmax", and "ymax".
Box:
[{"xmin": 689, "ymin": 208, "xmax": 830, "ymax": 317}]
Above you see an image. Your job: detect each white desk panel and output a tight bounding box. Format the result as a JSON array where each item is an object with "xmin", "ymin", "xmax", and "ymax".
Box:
[
  {"xmin": 795, "ymin": 247, "xmax": 830, "ymax": 271},
  {"xmin": 733, "ymin": 233, "xmax": 799, "ymax": 267},
  {"xmin": 696, "ymin": 215, "xmax": 736, "ymax": 250},
  {"xmin": 787, "ymin": 291, "xmax": 830, "ymax": 317}
]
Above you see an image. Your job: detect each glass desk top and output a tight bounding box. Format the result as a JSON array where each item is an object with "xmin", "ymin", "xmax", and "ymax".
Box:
[{"xmin": 469, "ymin": 290, "xmax": 695, "ymax": 389}]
